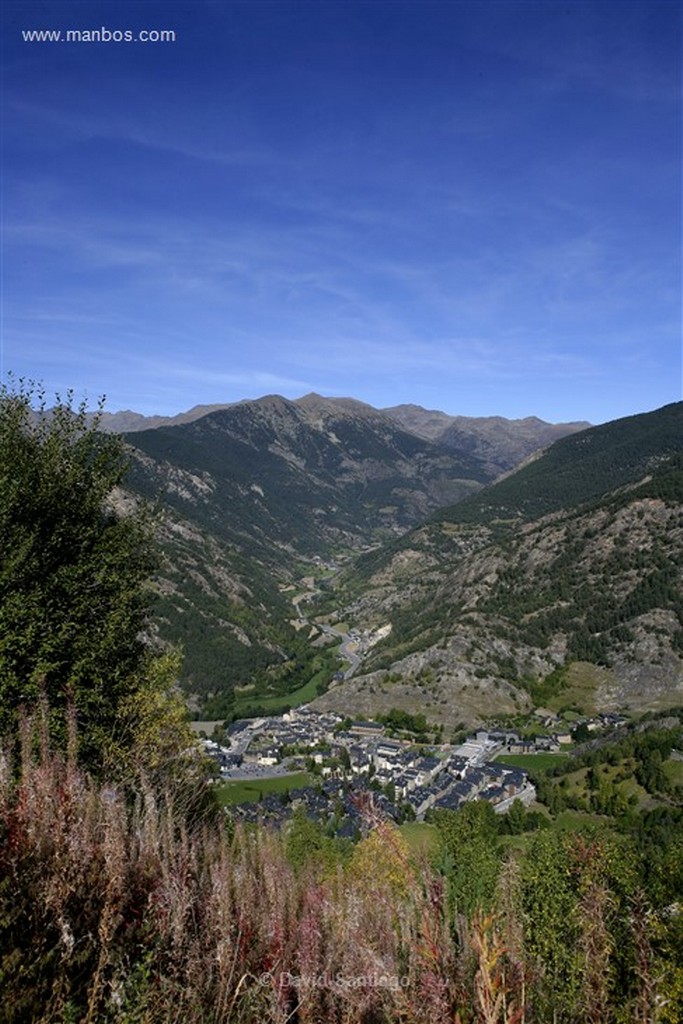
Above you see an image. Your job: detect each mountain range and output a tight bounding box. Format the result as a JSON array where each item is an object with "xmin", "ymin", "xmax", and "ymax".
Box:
[
  {"xmin": 122, "ymin": 393, "xmax": 518, "ymax": 711},
  {"xmin": 119, "ymin": 395, "xmax": 682, "ymax": 724}
]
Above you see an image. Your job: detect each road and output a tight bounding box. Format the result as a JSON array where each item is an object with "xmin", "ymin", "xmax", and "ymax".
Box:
[
  {"xmin": 338, "ymin": 636, "xmax": 362, "ymax": 679},
  {"xmin": 293, "ymin": 592, "xmax": 361, "ymax": 680}
]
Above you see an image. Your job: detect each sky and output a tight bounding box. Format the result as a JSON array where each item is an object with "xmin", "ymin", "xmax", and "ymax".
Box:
[{"xmin": 1, "ymin": 1, "xmax": 681, "ymax": 424}]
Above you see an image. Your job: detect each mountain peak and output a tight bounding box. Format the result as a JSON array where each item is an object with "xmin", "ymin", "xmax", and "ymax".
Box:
[{"xmin": 294, "ymin": 393, "xmax": 382, "ymax": 418}]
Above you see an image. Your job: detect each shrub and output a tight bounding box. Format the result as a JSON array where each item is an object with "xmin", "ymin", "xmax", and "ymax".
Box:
[{"xmin": 0, "ymin": 378, "xmax": 193, "ymax": 775}]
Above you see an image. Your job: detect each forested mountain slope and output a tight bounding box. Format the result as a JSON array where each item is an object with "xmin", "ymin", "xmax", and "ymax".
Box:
[
  {"xmin": 123, "ymin": 394, "xmax": 491, "ymax": 711},
  {"xmin": 127, "ymin": 394, "xmax": 489, "ymax": 561},
  {"xmin": 314, "ymin": 404, "xmax": 683, "ymax": 726}
]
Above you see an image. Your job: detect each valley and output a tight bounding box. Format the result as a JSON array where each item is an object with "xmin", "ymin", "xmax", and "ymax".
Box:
[{"xmin": 120, "ymin": 396, "xmax": 682, "ymax": 729}]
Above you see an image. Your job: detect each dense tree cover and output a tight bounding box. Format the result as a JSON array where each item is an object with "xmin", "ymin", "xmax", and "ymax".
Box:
[
  {"xmin": 430, "ymin": 801, "xmax": 502, "ymax": 918},
  {"xmin": 418, "ymin": 715, "xmax": 683, "ymax": 1019},
  {"xmin": 157, "ymin": 588, "xmax": 288, "ymax": 696},
  {"xmin": 424, "ymin": 795, "xmax": 683, "ymax": 1021},
  {"xmin": 377, "ymin": 707, "xmax": 428, "ymax": 735},
  {"xmin": 497, "ymin": 797, "xmax": 549, "ymax": 835},
  {"xmin": 211, "ymin": 647, "xmax": 340, "ymax": 722},
  {"xmin": 284, "ymin": 806, "xmax": 352, "ymax": 875},
  {"xmin": 435, "ymin": 401, "xmax": 683, "ymax": 526},
  {"xmin": 517, "ymin": 716, "xmax": 683, "ymax": 920},
  {"xmin": 151, "ymin": 547, "xmax": 307, "ymax": 706},
  {"xmin": 0, "ymin": 379, "xmax": 192, "ymax": 774}
]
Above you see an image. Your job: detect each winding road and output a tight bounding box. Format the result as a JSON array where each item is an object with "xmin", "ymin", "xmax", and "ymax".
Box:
[{"xmin": 292, "ymin": 592, "xmax": 361, "ymax": 680}]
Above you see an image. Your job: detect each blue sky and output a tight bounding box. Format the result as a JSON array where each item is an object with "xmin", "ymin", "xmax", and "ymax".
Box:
[{"xmin": 2, "ymin": 1, "xmax": 681, "ymax": 423}]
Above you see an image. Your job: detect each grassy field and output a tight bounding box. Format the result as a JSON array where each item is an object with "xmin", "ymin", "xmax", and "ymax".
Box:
[
  {"xmin": 494, "ymin": 752, "xmax": 570, "ymax": 773},
  {"xmin": 313, "ymin": 616, "xmax": 349, "ymax": 633},
  {"xmin": 188, "ymin": 720, "xmax": 225, "ymax": 735},
  {"xmin": 232, "ymin": 664, "xmax": 331, "ymax": 716},
  {"xmin": 399, "ymin": 822, "xmax": 442, "ymax": 856},
  {"xmin": 499, "ymin": 809, "xmax": 608, "ymax": 848},
  {"xmin": 554, "ymin": 809, "xmax": 607, "ymax": 831},
  {"xmin": 541, "ymin": 661, "xmax": 605, "ymax": 716},
  {"xmin": 217, "ymin": 772, "xmax": 315, "ymax": 806}
]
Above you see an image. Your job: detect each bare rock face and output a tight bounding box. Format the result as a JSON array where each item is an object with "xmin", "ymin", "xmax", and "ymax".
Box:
[
  {"xmin": 604, "ymin": 611, "xmax": 683, "ymax": 710},
  {"xmin": 329, "ymin": 491, "xmax": 682, "ymax": 723},
  {"xmin": 312, "ymin": 634, "xmax": 527, "ymax": 729}
]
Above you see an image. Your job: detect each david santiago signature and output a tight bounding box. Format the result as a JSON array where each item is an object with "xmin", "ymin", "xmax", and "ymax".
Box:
[{"xmin": 258, "ymin": 970, "xmax": 410, "ymax": 991}]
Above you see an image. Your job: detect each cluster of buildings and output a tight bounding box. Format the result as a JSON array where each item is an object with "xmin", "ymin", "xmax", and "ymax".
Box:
[
  {"xmin": 230, "ymin": 776, "xmax": 393, "ymax": 836},
  {"xmin": 202, "ymin": 708, "xmax": 537, "ymax": 833},
  {"xmin": 529, "ymin": 708, "xmax": 628, "ymax": 737}
]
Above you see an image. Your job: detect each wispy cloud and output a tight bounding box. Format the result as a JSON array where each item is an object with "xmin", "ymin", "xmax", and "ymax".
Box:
[
  {"xmin": 5, "ymin": 98, "xmax": 277, "ymax": 169},
  {"xmin": 142, "ymin": 362, "xmax": 313, "ymax": 394},
  {"xmin": 3, "ymin": 1, "xmax": 678, "ymax": 422}
]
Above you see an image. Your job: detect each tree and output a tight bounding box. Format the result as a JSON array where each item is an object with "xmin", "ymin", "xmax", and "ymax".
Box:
[
  {"xmin": 572, "ymin": 721, "xmax": 591, "ymax": 743},
  {"xmin": 0, "ymin": 378, "xmax": 190, "ymax": 773},
  {"xmin": 521, "ymin": 830, "xmax": 581, "ymax": 1018},
  {"xmin": 348, "ymin": 821, "xmax": 412, "ymax": 897},
  {"xmin": 503, "ymin": 797, "xmax": 527, "ymax": 834},
  {"xmin": 431, "ymin": 801, "xmax": 501, "ymax": 918},
  {"xmin": 285, "ymin": 807, "xmax": 341, "ymax": 875}
]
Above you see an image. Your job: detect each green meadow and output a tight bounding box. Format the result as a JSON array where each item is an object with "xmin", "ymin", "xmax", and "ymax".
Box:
[
  {"xmin": 494, "ymin": 752, "xmax": 570, "ymax": 773},
  {"xmin": 217, "ymin": 771, "xmax": 315, "ymax": 806}
]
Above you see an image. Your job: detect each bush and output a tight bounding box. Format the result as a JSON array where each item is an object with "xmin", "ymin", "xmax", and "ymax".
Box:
[{"xmin": 0, "ymin": 378, "xmax": 192, "ymax": 775}]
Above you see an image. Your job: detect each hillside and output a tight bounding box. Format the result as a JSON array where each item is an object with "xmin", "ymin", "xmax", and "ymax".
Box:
[
  {"xmin": 127, "ymin": 394, "xmax": 489, "ymax": 558},
  {"xmin": 433, "ymin": 401, "xmax": 683, "ymax": 524},
  {"xmin": 119, "ymin": 396, "xmax": 680, "ymax": 720},
  {"xmin": 100, "ymin": 397, "xmax": 589, "ymax": 476},
  {"xmin": 124, "ymin": 394, "xmax": 493, "ymax": 711},
  {"xmin": 313, "ymin": 404, "xmax": 683, "ymax": 727}
]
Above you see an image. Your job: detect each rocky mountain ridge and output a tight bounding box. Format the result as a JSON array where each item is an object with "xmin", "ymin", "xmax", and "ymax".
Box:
[
  {"xmin": 384, "ymin": 404, "xmax": 590, "ymax": 475},
  {"xmin": 313, "ymin": 403, "xmax": 683, "ymax": 726},
  {"xmin": 100, "ymin": 391, "xmax": 588, "ymax": 458}
]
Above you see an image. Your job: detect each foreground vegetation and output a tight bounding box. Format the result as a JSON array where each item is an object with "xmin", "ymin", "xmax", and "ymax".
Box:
[
  {"xmin": 2, "ymin": 717, "xmax": 682, "ymax": 1023},
  {"xmin": 0, "ymin": 379, "xmax": 194, "ymax": 778}
]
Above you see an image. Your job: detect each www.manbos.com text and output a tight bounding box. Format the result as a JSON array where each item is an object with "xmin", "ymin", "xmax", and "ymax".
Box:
[{"xmin": 22, "ymin": 27, "xmax": 176, "ymax": 44}]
